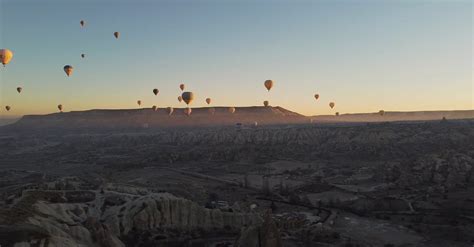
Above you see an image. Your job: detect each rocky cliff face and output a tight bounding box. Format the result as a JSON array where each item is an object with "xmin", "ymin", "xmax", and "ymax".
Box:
[{"xmin": 0, "ymin": 185, "xmax": 260, "ymax": 247}]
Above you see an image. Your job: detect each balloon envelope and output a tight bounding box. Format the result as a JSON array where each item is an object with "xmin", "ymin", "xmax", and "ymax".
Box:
[
  {"xmin": 379, "ymin": 110, "xmax": 385, "ymax": 116},
  {"xmin": 80, "ymin": 20, "xmax": 85, "ymax": 27},
  {"xmin": 179, "ymin": 84, "xmax": 185, "ymax": 91},
  {"xmin": 184, "ymin": 107, "xmax": 192, "ymax": 116},
  {"xmin": 153, "ymin": 89, "xmax": 159, "ymax": 95},
  {"xmin": 63, "ymin": 65, "xmax": 73, "ymax": 77},
  {"xmin": 314, "ymin": 94, "xmax": 319, "ymax": 100},
  {"xmin": 329, "ymin": 102, "xmax": 335, "ymax": 109},
  {"xmin": 206, "ymin": 98, "xmax": 211, "ymax": 105},
  {"xmin": 181, "ymin": 92, "xmax": 194, "ymax": 105},
  {"xmin": 228, "ymin": 107, "xmax": 236, "ymax": 114},
  {"xmin": 263, "ymin": 100, "xmax": 269, "ymax": 107},
  {"xmin": 137, "ymin": 100, "xmax": 141, "ymax": 106},
  {"xmin": 166, "ymin": 107, "xmax": 174, "ymax": 116},
  {"xmin": 57, "ymin": 104, "xmax": 63, "ymax": 111},
  {"xmin": 17, "ymin": 87, "xmax": 22, "ymax": 93},
  {"xmin": 152, "ymin": 105, "xmax": 157, "ymax": 111},
  {"xmin": 5, "ymin": 106, "xmax": 10, "ymax": 111},
  {"xmin": 0, "ymin": 49, "xmax": 13, "ymax": 66},
  {"xmin": 114, "ymin": 32, "xmax": 120, "ymax": 39},
  {"xmin": 264, "ymin": 80, "xmax": 273, "ymax": 91}
]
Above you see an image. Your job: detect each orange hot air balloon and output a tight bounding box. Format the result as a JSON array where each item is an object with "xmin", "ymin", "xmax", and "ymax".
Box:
[
  {"xmin": 5, "ymin": 105, "xmax": 11, "ymax": 111},
  {"xmin": 179, "ymin": 84, "xmax": 185, "ymax": 91},
  {"xmin": 314, "ymin": 94, "xmax": 319, "ymax": 100},
  {"xmin": 17, "ymin": 87, "xmax": 22, "ymax": 93},
  {"xmin": 206, "ymin": 98, "xmax": 211, "ymax": 105},
  {"xmin": 114, "ymin": 32, "xmax": 120, "ymax": 39},
  {"xmin": 228, "ymin": 107, "xmax": 236, "ymax": 114},
  {"xmin": 152, "ymin": 105, "xmax": 157, "ymax": 111},
  {"xmin": 329, "ymin": 102, "xmax": 335, "ymax": 109},
  {"xmin": 153, "ymin": 88, "xmax": 159, "ymax": 95},
  {"xmin": 63, "ymin": 65, "xmax": 73, "ymax": 77},
  {"xmin": 263, "ymin": 100, "xmax": 269, "ymax": 107},
  {"xmin": 0, "ymin": 49, "xmax": 13, "ymax": 66},
  {"xmin": 166, "ymin": 107, "xmax": 174, "ymax": 116},
  {"xmin": 181, "ymin": 92, "xmax": 194, "ymax": 105},
  {"xmin": 58, "ymin": 104, "xmax": 63, "ymax": 112},
  {"xmin": 264, "ymin": 80, "xmax": 273, "ymax": 91},
  {"xmin": 184, "ymin": 107, "xmax": 192, "ymax": 116},
  {"xmin": 137, "ymin": 100, "xmax": 142, "ymax": 106}
]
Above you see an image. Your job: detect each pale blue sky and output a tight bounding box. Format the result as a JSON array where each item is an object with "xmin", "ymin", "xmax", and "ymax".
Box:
[{"xmin": 0, "ymin": 0, "xmax": 472, "ymax": 116}]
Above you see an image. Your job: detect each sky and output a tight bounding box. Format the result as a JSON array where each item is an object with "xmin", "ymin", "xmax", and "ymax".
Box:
[{"xmin": 0, "ymin": 0, "xmax": 472, "ymax": 117}]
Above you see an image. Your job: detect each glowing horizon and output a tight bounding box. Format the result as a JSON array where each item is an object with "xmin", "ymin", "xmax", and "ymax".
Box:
[{"xmin": 1, "ymin": 0, "xmax": 472, "ymax": 118}]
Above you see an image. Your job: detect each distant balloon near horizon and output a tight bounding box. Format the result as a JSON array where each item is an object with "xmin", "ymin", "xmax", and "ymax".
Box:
[
  {"xmin": 153, "ymin": 88, "xmax": 159, "ymax": 95},
  {"xmin": 264, "ymin": 80, "xmax": 273, "ymax": 91},
  {"xmin": 166, "ymin": 107, "xmax": 174, "ymax": 116},
  {"xmin": 379, "ymin": 110, "xmax": 385, "ymax": 116},
  {"xmin": 0, "ymin": 49, "xmax": 13, "ymax": 67},
  {"xmin": 57, "ymin": 104, "xmax": 63, "ymax": 112},
  {"xmin": 114, "ymin": 31, "xmax": 120, "ymax": 39},
  {"xmin": 335, "ymin": 112, "xmax": 339, "ymax": 116},
  {"xmin": 184, "ymin": 107, "xmax": 192, "ymax": 116},
  {"xmin": 314, "ymin": 94, "xmax": 320, "ymax": 100},
  {"xmin": 17, "ymin": 87, "xmax": 22, "ymax": 93},
  {"xmin": 228, "ymin": 107, "xmax": 236, "ymax": 114},
  {"xmin": 179, "ymin": 83, "xmax": 185, "ymax": 91},
  {"xmin": 5, "ymin": 106, "xmax": 11, "ymax": 111},
  {"xmin": 181, "ymin": 92, "xmax": 194, "ymax": 105},
  {"xmin": 137, "ymin": 100, "xmax": 141, "ymax": 106},
  {"xmin": 208, "ymin": 107, "xmax": 215, "ymax": 115},
  {"xmin": 63, "ymin": 65, "xmax": 73, "ymax": 77},
  {"xmin": 329, "ymin": 102, "xmax": 335, "ymax": 109},
  {"xmin": 152, "ymin": 105, "xmax": 157, "ymax": 111},
  {"xmin": 177, "ymin": 96, "xmax": 182, "ymax": 103},
  {"xmin": 206, "ymin": 98, "xmax": 211, "ymax": 105},
  {"xmin": 81, "ymin": 54, "xmax": 85, "ymax": 58},
  {"xmin": 80, "ymin": 20, "xmax": 85, "ymax": 27},
  {"xmin": 263, "ymin": 100, "xmax": 269, "ymax": 107}
]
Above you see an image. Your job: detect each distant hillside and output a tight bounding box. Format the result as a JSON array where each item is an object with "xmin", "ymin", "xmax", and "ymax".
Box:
[
  {"xmin": 4, "ymin": 106, "xmax": 307, "ymax": 130},
  {"xmin": 311, "ymin": 110, "xmax": 474, "ymax": 122},
  {"xmin": 2, "ymin": 108, "xmax": 473, "ymax": 132}
]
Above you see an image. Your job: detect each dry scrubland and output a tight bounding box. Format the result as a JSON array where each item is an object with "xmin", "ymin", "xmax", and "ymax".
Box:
[{"xmin": 0, "ymin": 109, "xmax": 473, "ymax": 246}]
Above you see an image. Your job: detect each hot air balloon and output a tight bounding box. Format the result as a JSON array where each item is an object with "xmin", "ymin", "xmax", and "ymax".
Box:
[
  {"xmin": 80, "ymin": 20, "xmax": 85, "ymax": 27},
  {"xmin": 335, "ymin": 112, "xmax": 339, "ymax": 116},
  {"xmin": 228, "ymin": 107, "xmax": 236, "ymax": 114},
  {"xmin": 152, "ymin": 105, "xmax": 157, "ymax": 111},
  {"xmin": 5, "ymin": 106, "xmax": 11, "ymax": 111},
  {"xmin": 263, "ymin": 100, "xmax": 269, "ymax": 107},
  {"xmin": 153, "ymin": 88, "xmax": 159, "ymax": 95},
  {"xmin": 208, "ymin": 107, "xmax": 215, "ymax": 115},
  {"xmin": 254, "ymin": 121, "xmax": 258, "ymax": 127},
  {"xmin": 181, "ymin": 92, "xmax": 194, "ymax": 105},
  {"xmin": 81, "ymin": 54, "xmax": 85, "ymax": 58},
  {"xmin": 314, "ymin": 94, "xmax": 319, "ymax": 100},
  {"xmin": 179, "ymin": 83, "xmax": 185, "ymax": 91},
  {"xmin": 178, "ymin": 96, "xmax": 183, "ymax": 102},
  {"xmin": 206, "ymin": 98, "xmax": 211, "ymax": 105},
  {"xmin": 329, "ymin": 102, "xmax": 335, "ymax": 109},
  {"xmin": 264, "ymin": 80, "xmax": 273, "ymax": 91},
  {"xmin": 379, "ymin": 110, "xmax": 385, "ymax": 116},
  {"xmin": 137, "ymin": 100, "xmax": 142, "ymax": 106},
  {"xmin": 0, "ymin": 49, "xmax": 13, "ymax": 67},
  {"xmin": 58, "ymin": 104, "xmax": 63, "ymax": 112},
  {"xmin": 184, "ymin": 107, "xmax": 192, "ymax": 116},
  {"xmin": 63, "ymin": 65, "xmax": 73, "ymax": 77},
  {"xmin": 166, "ymin": 107, "xmax": 174, "ymax": 116},
  {"xmin": 114, "ymin": 32, "xmax": 120, "ymax": 39},
  {"xmin": 17, "ymin": 87, "xmax": 22, "ymax": 93}
]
